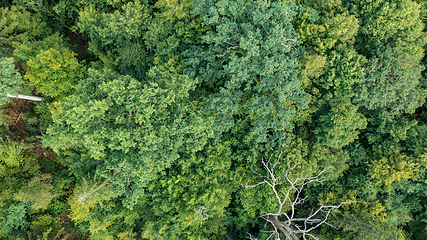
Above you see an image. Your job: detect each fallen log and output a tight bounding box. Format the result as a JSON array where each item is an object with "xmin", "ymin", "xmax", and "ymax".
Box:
[{"xmin": 7, "ymin": 94, "xmax": 45, "ymax": 102}]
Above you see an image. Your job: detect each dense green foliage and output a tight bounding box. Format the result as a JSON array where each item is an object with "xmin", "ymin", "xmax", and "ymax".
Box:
[
  {"xmin": 1, "ymin": 0, "xmax": 427, "ymax": 239},
  {"xmin": 0, "ymin": 57, "xmax": 22, "ymax": 105},
  {"xmin": 25, "ymin": 47, "xmax": 87, "ymax": 99},
  {"xmin": 185, "ymin": 0, "xmax": 310, "ymax": 147},
  {"xmin": 44, "ymin": 67, "xmax": 213, "ymax": 207}
]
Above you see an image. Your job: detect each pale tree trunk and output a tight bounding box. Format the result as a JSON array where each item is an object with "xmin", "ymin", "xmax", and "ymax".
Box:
[{"xmin": 7, "ymin": 94, "xmax": 45, "ymax": 101}]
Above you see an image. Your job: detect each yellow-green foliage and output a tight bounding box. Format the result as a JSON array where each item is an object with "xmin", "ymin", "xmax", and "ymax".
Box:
[
  {"xmin": 0, "ymin": 6, "xmax": 48, "ymax": 49},
  {"xmin": 25, "ymin": 48, "xmax": 86, "ymax": 99},
  {"xmin": 68, "ymin": 176, "xmax": 116, "ymax": 223},
  {"xmin": 29, "ymin": 214, "xmax": 65, "ymax": 239},
  {"xmin": 315, "ymin": 99, "xmax": 367, "ymax": 149},
  {"xmin": 351, "ymin": 0, "xmax": 427, "ymax": 60},
  {"xmin": 14, "ymin": 174, "xmax": 57, "ymax": 211},
  {"xmin": 295, "ymin": 2, "xmax": 359, "ymax": 54},
  {"xmin": 368, "ymin": 142, "xmax": 427, "ymax": 192},
  {"xmin": 0, "ymin": 139, "xmax": 28, "ymax": 168}
]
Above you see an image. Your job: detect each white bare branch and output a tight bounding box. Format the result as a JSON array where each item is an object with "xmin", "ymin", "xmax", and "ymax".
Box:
[
  {"xmin": 194, "ymin": 205, "xmax": 209, "ymax": 227},
  {"xmin": 243, "ymin": 148, "xmax": 364, "ymax": 239},
  {"xmin": 216, "ymin": 45, "xmax": 241, "ymax": 58}
]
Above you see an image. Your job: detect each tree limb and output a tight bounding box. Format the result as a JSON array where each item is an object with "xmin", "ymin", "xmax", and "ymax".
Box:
[{"xmin": 243, "ymin": 148, "xmax": 363, "ymax": 239}]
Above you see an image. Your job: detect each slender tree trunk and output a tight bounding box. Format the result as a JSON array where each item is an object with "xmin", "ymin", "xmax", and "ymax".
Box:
[
  {"xmin": 7, "ymin": 94, "xmax": 45, "ymax": 101},
  {"xmin": 402, "ymin": 111, "xmax": 427, "ymax": 118}
]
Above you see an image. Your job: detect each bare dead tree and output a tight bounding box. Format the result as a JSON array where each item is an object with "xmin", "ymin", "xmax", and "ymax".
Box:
[{"xmin": 242, "ymin": 149, "xmax": 360, "ymax": 240}]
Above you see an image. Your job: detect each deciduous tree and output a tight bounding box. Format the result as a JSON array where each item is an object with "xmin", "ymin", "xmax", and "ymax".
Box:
[
  {"xmin": 44, "ymin": 68, "xmax": 213, "ymax": 207},
  {"xmin": 24, "ymin": 47, "xmax": 86, "ymax": 99},
  {"xmin": 346, "ymin": 0, "xmax": 427, "ymax": 60},
  {"xmin": 77, "ymin": 0, "xmax": 152, "ymax": 79},
  {"xmin": 0, "ymin": 202, "xmax": 28, "ymax": 236},
  {"xmin": 353, "ymin": 46, "xmax": 426, "ymax": 121},
  {"xmin": 185, "ymin": 0, "xmax": 310, "ymax": 147},
  {"xmin": 0, "ymin": 57, "xmax": 22, "ymax": 106}
]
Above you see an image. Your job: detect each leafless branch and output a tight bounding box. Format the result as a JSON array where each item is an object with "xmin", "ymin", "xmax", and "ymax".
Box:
[
  {"xmin": 243, "ymin": 149, "xmax": 363, "ymax": 239},
  {"xmin": 194, "ymin": 205, "xmax": 209, "ymax": 227},
  {"xmin": 216, "ymin": 45, "xmax": 240, "ymax": 58}
]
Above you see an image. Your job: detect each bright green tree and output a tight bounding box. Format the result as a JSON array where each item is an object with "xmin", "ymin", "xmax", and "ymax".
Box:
[
  {"xmin": 0, "ymin": 202, "xmax": 28, "ymax": 236},
  {"xmin": 140, "ymin": 142, "xmax": 235, "ymax": 239},
  {"xmin": 44, "ymin": 68, "xmax": 213, "ymax": 207},
  {"xmin": 345, "ymin": 0, "xmax": 427, "ymax": 60},
  {"xmin": 295, "ymin": 0, "xmax": 360, "ymax": 54},
  {"xmin": 302, "ymin": 49, "xmax": 367, "ymax": 149},
  {"xmin": 368, "ymin": 140, "xmax": 426, "ymax": 193},
  {"xmin": 314, "ymin": 99, "xmax": 366, "ymax": 149},
  {"xmin": 28, "ymin": 214, "xmax": 67, "ymax": 240},
  {"xmin": 68, "ymin": 175, "xmax": 117, "ymax": 223},
  {"xmin": 314, "ymin": 49, "xmax": 366, "ymax": 99},
  {"xmin": 0, "ymin": 7, "xmax": 19, "ymax": 53},
  {"xmin": 391, "ymin": 124, "xmax": 427, "ymax": 239},
  {"xmin": 12, "ymin": 32, "xmax": 69, "ymax": 65},
  {"xmin": 72, "ymin": 199, "xmax": 141, "ymax": 239},
  {"xmin": 24, "ymin": 47, "xmax": 87, "ymax": 99},
  {"xmin": 67, "ymin": 174, "xmax": 143, "ymax": 239}
]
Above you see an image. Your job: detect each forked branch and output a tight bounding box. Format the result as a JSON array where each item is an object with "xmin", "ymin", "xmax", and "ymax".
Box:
[{"xmin": 243, "ymin": 149, "xmax": 361, "ymax": 240}]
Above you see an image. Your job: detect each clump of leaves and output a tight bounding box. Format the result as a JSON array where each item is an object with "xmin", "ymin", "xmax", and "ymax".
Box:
[{"xmin": 25, "ymin": 48, "xmax": 86, "ymax": 99}]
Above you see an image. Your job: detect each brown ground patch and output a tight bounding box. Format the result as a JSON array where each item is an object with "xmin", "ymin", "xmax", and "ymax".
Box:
[
  {"xmin": 1, "ymin": 98, "xmax": 55, "ymax": 159},
  {"xmin": 1, "ymin": 98, "xmax": 33, "ymax": 140}
]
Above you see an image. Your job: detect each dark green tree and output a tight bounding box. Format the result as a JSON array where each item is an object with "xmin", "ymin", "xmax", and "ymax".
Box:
[
  {"xmin": 185, "ymin": 0, "xmax": 310, "ymax": 147},
  {"xmin": 329, "ymin": 210, "xmax": 409, "ymax": 240},
  {"xmin": 143, "ymin": 0, "xmax": 209, "ymax": 73},
  {"xmin": 77, "ymin": 0, "xmax": 152, "ymax": 79},
  {"xmin": 0, "ymin": 6, "xmax": 48, "ymax": 53},
  {"xmin": 0, "ymin": 57, "xmax": 22, "ymax": 106},
  {"xmin": 353, "ymin": 46, "xmax": 427, "ymax": 122}
]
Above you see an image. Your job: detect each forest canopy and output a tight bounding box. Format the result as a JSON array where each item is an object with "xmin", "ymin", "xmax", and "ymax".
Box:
[{"xmin": 1, "ymin": 0, "xmax": 427, "ymax": 239}]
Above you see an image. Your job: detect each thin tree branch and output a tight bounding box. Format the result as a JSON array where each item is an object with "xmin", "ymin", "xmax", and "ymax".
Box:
[{"xmin": 243, "ymin": 151, "xmax": 365, "ymax": 239}]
